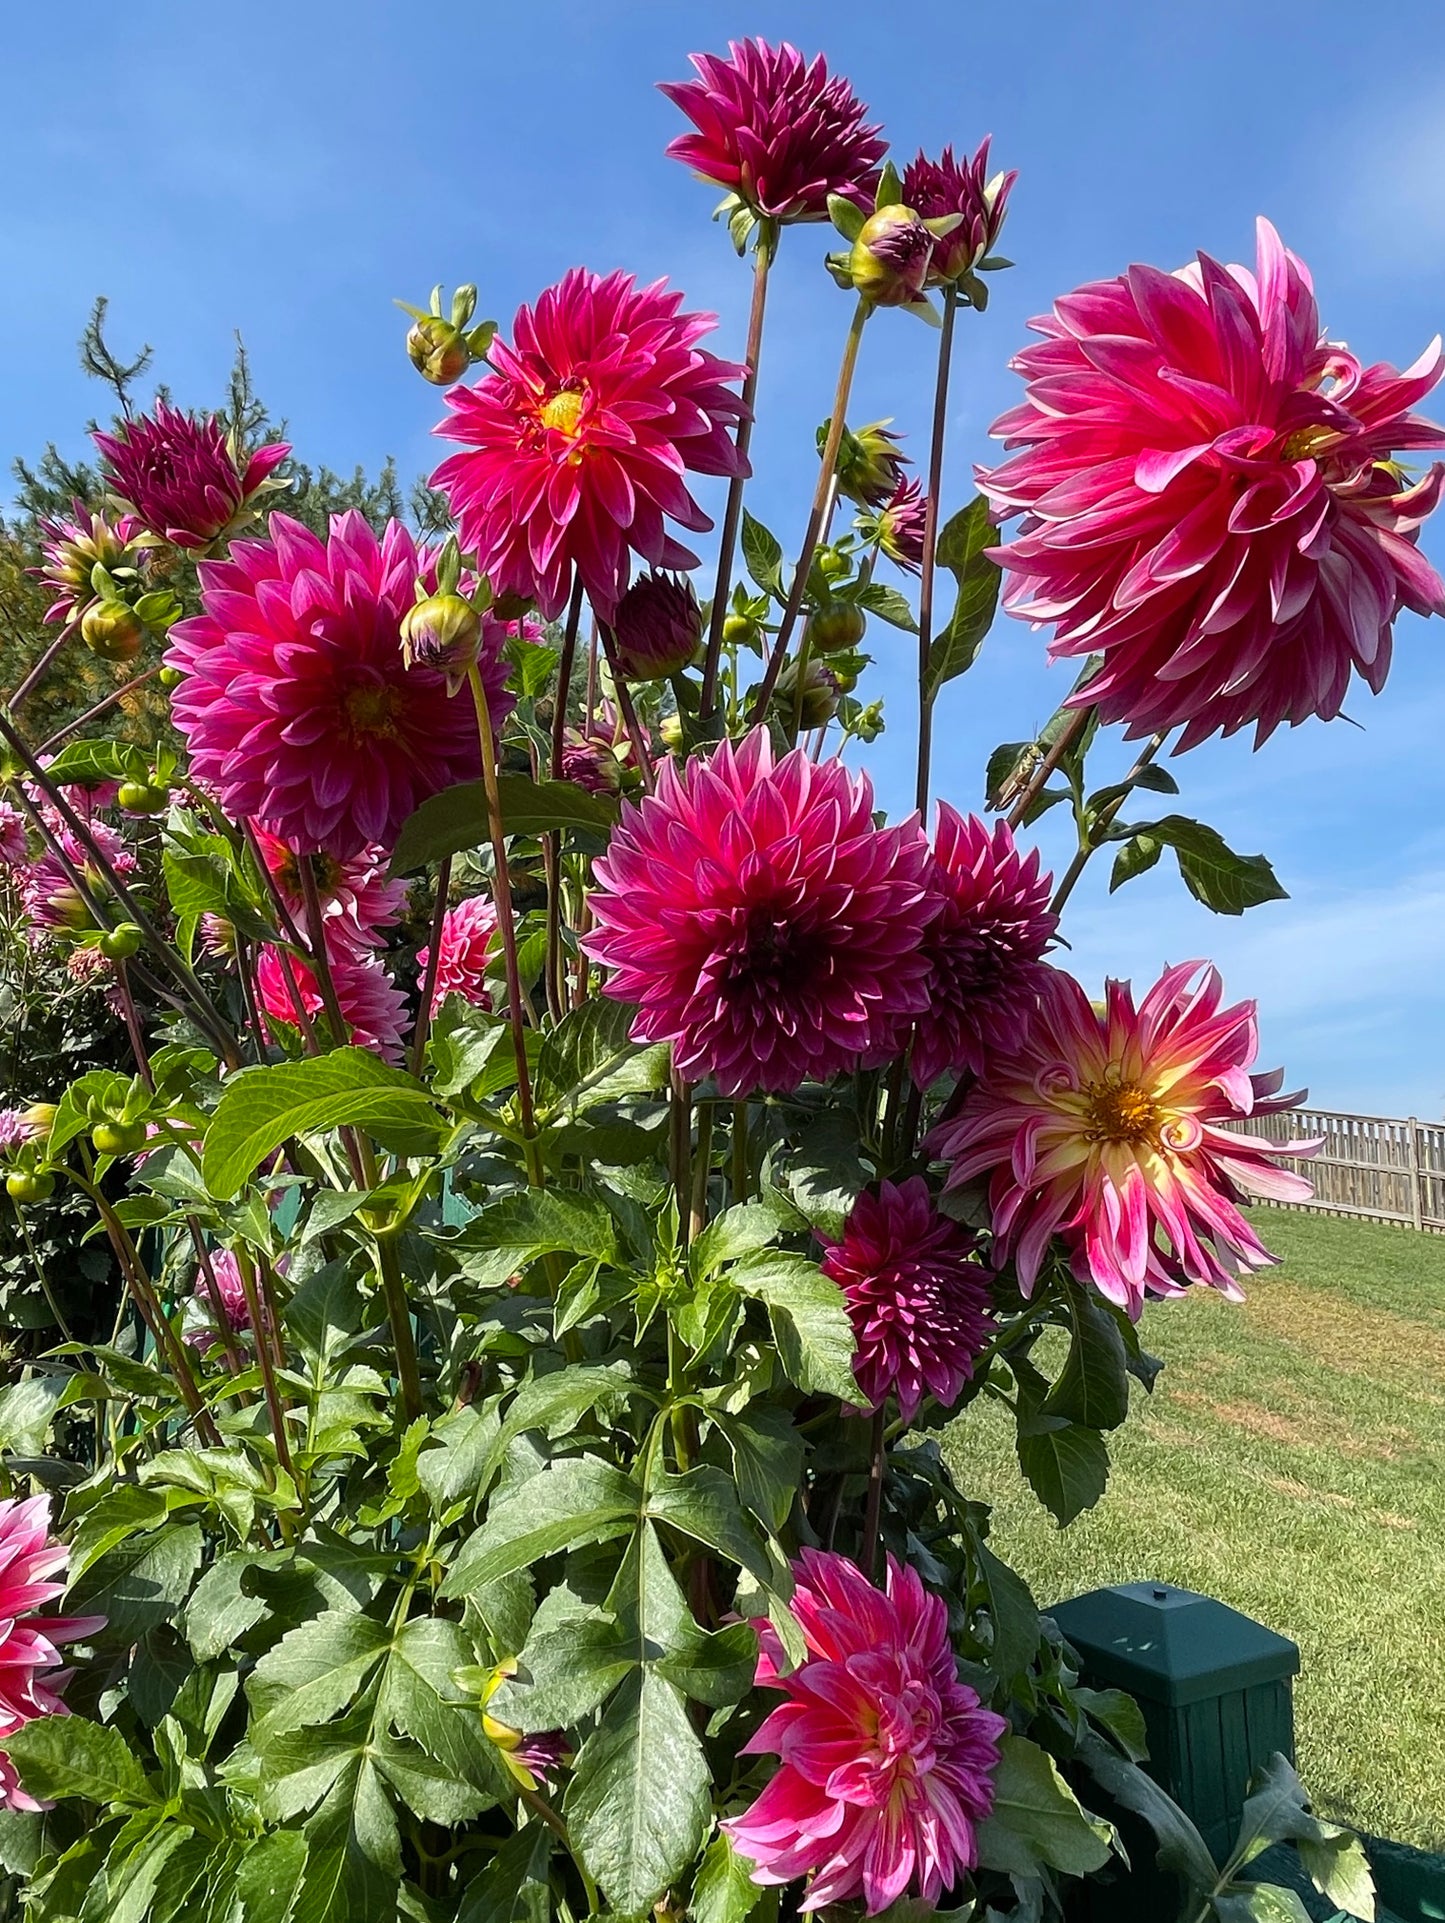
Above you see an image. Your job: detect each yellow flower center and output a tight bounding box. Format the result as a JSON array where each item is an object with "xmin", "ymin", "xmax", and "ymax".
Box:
[
  {"xmin": 1280, "ymin": 422, "xmax": 1340, "ymax": 463},
  {"xmin": 1084, "ymin": 1079, "xmax": 1161, "ymax": 1145},
  {"xmin": 539, "ymin": 388, "xmax": 586, "ymax": 437},
  {"xmin": 343, "ymin": 683, "xmax": 404, "ymax": 741}
]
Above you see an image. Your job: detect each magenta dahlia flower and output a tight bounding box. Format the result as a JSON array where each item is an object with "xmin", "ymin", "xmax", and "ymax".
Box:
[
  {"xmin": 660, "ymin": 39, "xmax": 885, "ymax": 224},
  {"xmin": 196, "ymin": 1249, "xmax": 251, "ymax": 1335},
  {"xmin": 18, "ymin": 819, "xmax": 136, "ymax": 939},
  {"xmin": 93, "ymin": 400, "xmax": 289, "ymax": 551},
  {"xmin": 431, "ymin": 269, "xmax": 748, "ymax": 623},
  {"xmin": 167, "ymin": 513, "xmax": 507, "ymax": 858},
  {"xmin": 723, "ymin": 1549, "xmax": 1006, "ymax": 1914},
  {"xmin": 252, "ymin": 829, "xmax": 405, "ymax": 963},
  {"xmin": 865, "ymin": 477, "xmax": 929, "ymax": 572},
  {"xmin": 418, "ymin": 894, "xmax": 497, "ymax": 1014},
  {"xmin": 36, "ymin": 501, "xmax": 143, "ymax": 624},
  {"xmin": 0, "ymin": 1494, "xmax": 105, "ymax": 1812},
  {"xmin": 256, "ymin": 945, "xmax": 410, "ymax": 1064},
  {"xmin": 901, "ymin": 808, "xmax": 1057, "ymax": 1089},
  {"xmin": 820, "ymin": 1178, "xmax": 995, "ymax": 1422},
  {"xmin": 902, "ymin": 139, "xmax": 1016, "ymax": 286},
  {"xmin": 586, "ymin": 730, "xmax": 936, "ymax": 1096},
  {"xmin": 0, "ymin": 805, "xmax": 27, "ymax": 867},
  {"xmin": 980, "ymin": 218, "xmax": 1445, "ymax": 748},
  {"xmin": 929, "ymin": 962, "xmax": 1319, "ymax": 1315},
  {"xmin": 609, "ymin": 571, "xmax": 703, "ymax": 681}
]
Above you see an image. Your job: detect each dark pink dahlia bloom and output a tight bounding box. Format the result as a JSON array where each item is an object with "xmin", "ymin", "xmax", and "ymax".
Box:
[
  {"xmin": 980, "ymin": 218, "xmax": 1445, "ymax": 749},
  {"xmin": 251, "ymin": 829, "xmax": 406, "ymax": 964},
  {"xmin": 905, "ymin": 808, "xmax": 1057, "ymax": 1089},
  {"xmin": 0, "ymin": 1494, "xmax": 106, "ymax": 1812},
  {"xmin": 902, "ymin": 139, "xmax": 1016, "ymax": 285},
  {"xmin": 418, "ymin": 893, "xmax": 497, "ymax": 1015},
  {"xmin": 660, "ymin": 39, "xmax": 885, "ymax": 223},
  {"xmin": 431, "ymin": 270, "xmax": 748, "ymax": 622},
  {"xmin": 723, "ymin": 1548, "xmax": 1006, "ymax": 1914},
  {"xmin": 928, "ymin": 962, "xmax": 1319, "ymax": 1316},
  {"xmin": 256, "ymin": 945, "xmax": 410, "ymax": 1064},
  {"xmin": 585, "ymin": 730, "xmax": 936, "ymax": 1096},
  {"xmin": 167, "ymin": 513, "xmax": 508, "ymax": 858},
  {"xmin": 820, "ymin": 1178, "xmax": 995, "ymax": 1422},
  {"xmin": 195, "ymin": 1248, "xmax": 251, "ymax": 1335},
  {"xmin": 93, "ymin": 400, "xmax": 289, "ymax": 551},
  {"xmin": 36, "ymin": 500, "xmax": 142, "ymax": 624},
  {"xmin": 868, "ymin": 476, "xmax": 929, "ymax": 572}
]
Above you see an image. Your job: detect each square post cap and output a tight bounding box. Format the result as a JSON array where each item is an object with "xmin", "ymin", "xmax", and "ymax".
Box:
[{"xmin": 1049, "ymin": 1582, "xmax": 1300, "ymax": 1707}]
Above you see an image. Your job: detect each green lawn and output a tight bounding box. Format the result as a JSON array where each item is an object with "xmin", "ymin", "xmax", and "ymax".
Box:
[{"xmin": 944, "ymin": 1209, "xmax": 1445, "ymax": 1850}]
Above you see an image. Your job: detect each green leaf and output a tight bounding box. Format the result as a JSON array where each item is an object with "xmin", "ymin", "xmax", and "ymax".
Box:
[
  {"xmin": 70, "ymin": 1523, "xmax": 203, "ymax": 1642},
  {"xmin": 1115, "ymin": 816, "xmax": 1287, "ymax": 916},
  {"xmin": 715, "ymin": 1404, "xmax": 805, "ymax": 1532},
  {"xmin": 1079, "ymin": 1734, "xmax": 1217, "ymax": 1891},
  {"xmin": 654, "ymin": 1620, "xmax": 758, "ymax": 1709},
  {"xmin": 853, "ymin": 581, "xmax": 918, "ymax": 632},
  {"xmin": 493, "ymin": 1609, "xmax": 636, "ymax": 1729},
  {"xmin": 1046, "ymin": 1288, "xmax": 1131, "ymax": 1431},
  {"xmin": 972, "ymin": 1537, "xmax": 1040, "ymax": 1682},
  {"xmin": 236, "ymin": 1830, "xmax": 309, "ymax": 1923},
  {"xmin": 441, "ymin": 1457, "xmax": 641, "ymax": 1597},
  {"xmin": 390, "ymin": 775, "xmax": 616, "ymax": 873},
  {"xmin": 1130, "ymin": 762, "xmax": 1180, "ymax": 795},
  {"xmin": 478, "ymin": 1363, "xmax": 634, "ymax": 1495},
  {"xmin": 457, "ymin": 1823, "xmax": 552, "ymax": 1923},
  {"xmin": 1017, "ymin": 1419, "xmax": 1110, "ymax": 1525},
  {"xmin": 0, "ymin": 1716, "xmax": 156, "ymax": 1809},
  {"xmin": 535, "ymin": 999, "xmax": 670, "ymax": 1115},
  {"xmin": 1074, "ymin": 1687, "xmax": 1149, "ymax": 1763},
  {"xmin": 984, "ymin": 740, "xmax": 1035, "ymax": 810},
  {"xmin": 204, "ymin": 1050, "xmax": 443, "ymax": 1199},
  {"xmin": 1109, "ymin": 832, "xmax": 1164, "ymax": 892},
  {"xmin": 250, "ymin": 1612, "xmax": 392, "ymax": 1749},
  {"xmin": 741, "ymin": 512, "xmax": 784, "ymax": 598},
  {"xmin": 445, "ymin": 1189, "xmax": 618, "ymax": 1291},
  {"xmin": 1214, "ymin": 1888, "xmax": 1314, "ymax": 1923},
  {"xmin": 730, "ymin": 1251, "xmax": 857, "ymax": 1400},
  {"xmin": 290, "ymin": 1751, "xmax": 401, "ymax": 1923},
  {"xmin": 975, "ymin": 1735, "xmax": 1112, "ymax": 1877},
  {"xmin": 380, "ymin": 1616, "xmax": 511, "ymax": 1805},
  {"xmin": 827, "ymin": 194, "xmax": 867, "ymax": 243},
  {"xmin": 566, "ymin": 1668, "xmax": 712, "ymax": 1915},
  {"xmin": 646, "ymin": 1467, "xmax": 775, "ymax": 1588},
  {"xmin": 926, "ymin": 497, "xmax": 1001, "ymax": 701},
  {"xmin": 781, "ymin": 1110, "xmax": 869, "ymax": 1239},
  {"xmin": 692, "ymin": 1833, "xmax": 767, "ymax": 1923},
  {"xmin": 0, "ymin": 1374, "xmax": 66, "ymax": 1455},
  {"xmin": 690, "ymin": 1199, "xmax": 792, "ymax": 1280}
]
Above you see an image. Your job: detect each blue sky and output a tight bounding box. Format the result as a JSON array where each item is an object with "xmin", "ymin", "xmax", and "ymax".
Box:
[{"xmin": 4, "ymin": 0, "xmax": 1445, "ymax": 1113}]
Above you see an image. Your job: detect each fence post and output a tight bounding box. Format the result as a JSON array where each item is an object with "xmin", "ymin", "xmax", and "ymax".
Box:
[{"xmin": 1408, "ymin": 1117, "xmax": 1423, "ymax": 1231}]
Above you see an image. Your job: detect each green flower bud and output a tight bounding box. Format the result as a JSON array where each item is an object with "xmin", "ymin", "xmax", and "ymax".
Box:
[
  {"xmin": 6, "ymin": 1170, "xmax": 54, "ymax": 1204},
  {"xmin": 401, "ymin": 590, "xmax": 482, "ymax": 680},
  {"xmin": 81, "ymin": 598, "xmax": 146, "ymax": 663},
  {"xmin": 807, "ymin": 601, "xmax": 868, "ymax": 654},
  {"xmin": 407, "ymin": 316, "xmax": 474, "ymax": 386},
  {"xmin": 99, "ymin": 922, "xmax": 145, "ymax": 960},
  {"xmin": 777, "ymin": 657, "xmax": 841, "ymax": 730},
  {"xmin": 831, "ymin": 205, "xmax": 935, "ymax": 308},
  {"xmin": 90, "ymin": 1119, "xmax": 147, "ymax": 1158}
]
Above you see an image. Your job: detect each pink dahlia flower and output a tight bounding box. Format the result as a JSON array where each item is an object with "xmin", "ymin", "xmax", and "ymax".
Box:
[
  {"xmin": 0, "ymin": 1110, "xmax": 39, "ymax": 1153},
  {"xmin": 251, "ymin": 829, "xmax": 406, "ymax": 963},
  {"xmin": 980, "ymin": 218, "xmax": 1445, "ymax": 749},
  {"xmin": 820, "ymin": 1178, "xmax": 995, "ymax": 1422},
  {"xmin": 0, "ymin": 1494, "xmax": 105, "ymax": 1812},
  {"xmin": 866, "ymin": 477, "xmax": 929, "ymax": 573},
  {"xmin": 660, "ymin": 40, "xmax": 885, "ymax": 223},
  {"xmin": 36, "ymin": 500, "xmax": 143, "ymax": 625},
  {"xmin": 195, "ymin": 1248, "xmax": 251, "ymax": 1335},
  {"xmin": 431, "ymin": 269, "xmax": 748, "ymax": 622},
  {"xmin": 167, "ymin": 513, "xmax": 506, "ymax": 858},
  {"xmin": 18, "ymin": 819, "xmax": 136, "ymax": 938},
  {"xmin": 0, "ymin": 804, "xmax": 27, "ymax": 867},
  {"xmin": 93, "ymin": 401, "xmax": 289, "ymax": 551},
  {"xmin": 586, "ymin": 730, "xmax": 937, "ymax": 1096},
  {"xmin": 418, "ymin": 893, "xmax": 497, "ymax": 1015},
  {"xmin": 902, "ymin": 139, "xmax": 1017, "ymax": 286},
  {"xmin": 929, "ymin": 962, "xmax": 1319, "ymax": 1315},
  {"xmin": 904, "ymin": 808, "xmax": 1057, "ymax": 1090},
  {"xmin": 256, "ymin": 944, "xmax": 410, "ymax": 1064},
  {"xmin": 723, "ymin": 1549, "xmax": 1006, "ymax": 1914}
]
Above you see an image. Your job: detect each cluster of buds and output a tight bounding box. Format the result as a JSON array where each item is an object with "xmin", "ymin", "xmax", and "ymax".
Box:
[
  {"xmin": 608, "ymin": 571, "xmax": 704, "ymax": 681},
  {"xmin": 825, "ymin": 165, "xmax": 966, "ymax": 319},
  {"xmin": 400, "ymin": 537, "xmax": 485, "ymax": 691},
  {"xmin": 397, "ymin": 284, "xmax": 497, "ymax": 386}
]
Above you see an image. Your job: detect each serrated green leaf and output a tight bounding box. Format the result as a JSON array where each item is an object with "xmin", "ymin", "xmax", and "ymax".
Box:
[
  {"xmin": 70, "ymin": 1522, "xmax": 203, "ymax": 1642},
  {"xmin": 1297, "ymin": 1830, "xmax": 1375, "ymax": 1918},
  {"xmin": 237, "ymin": 1829, "xmax": 308, "ymax": 1923},
  {"xmin": 1074, "ymin": 1687, "xmax": 1149, "ymax": 1763},
  {"xmin": 457, "ymin": 1823, "xmax": 552, "ymax": 1923},
  {"xmin": 1016, "ymin": 1419, "xmax": 1109, "ymax": 1525},
  {"xmin": 741, "ymin": 512, "xmax": 784, "ymax": 598},
  {"xmin": 689, "ymin": 1200, "xmax": 791, "ymax": 1280},
  {"xmin": 1110, "ymin": 832, "xmax": 1163, "ymax": 891},
  {"xmin": 692, "ymin": 1833, "xmax": 767, "ymax": 1923},
  {"xmin": 853, "ymin": 581, "xmax": 918, "ymax": 631},
  {"xmin": 975, "ymin": 1735, "xmax": 1112, "ymax": 1877},
  {"xmin": 535, "ymin": 998, "xmax": 670, "ymax": 1116},
  {"xmin": 1114, "ymin": 816, "xmax": 1287, "ymax": 915},
  {"xmin": 646, "ymin": 1467, "xmax": 774, "ymax": 1588},
  {"xmin": 0, "ymin": 1715, "xmax": 156, "ymax": 1809},
  {"xmin": 1046, "ymin": 1288, "xmax": 1131, "ymax": 1431},
  {"xmin": 444, "ymin": 1189, "xmax": 618, "ymax": 1291},
  {"xmin": 441, "ymin": 1457, "xmax": 641, "ymax": 1598},
  {"xmin": 730, "ymin": 1251, "xmax": 856, "ymax": 1400},
  {"xmin": 714, "ymin": 1404, "xmax": 804, "ymax": 1532},
  {"xmin": 1079, "ymin": 1734, "xmax": 1217, "ymax": 1890},
  {"xmin": 391, "ymin": 775, "xmax": 616, "ymax": 874}
]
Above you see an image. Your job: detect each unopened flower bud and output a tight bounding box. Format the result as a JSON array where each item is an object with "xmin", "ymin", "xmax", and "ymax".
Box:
[
  {"xmin": 658, "ymin": 712, "xmax": 685, "ymax": 754},
  {"xmin": 826, "ymin": 419, "xmax": 908, "ymax": 508},
  {"xmin": 777, "ymin": 657, "xmax": 841, "ymax": 730},
  {"xmin": 834, "ymin": 205, "xmax": 935, "ymax": 307},
  {"xmin": 722, "ymin": 612, "xmax": 763, "ymax": 651},
  {"xmin": 401, "ymin": 590, "xmax": 482, "ymax": 680},
  {"xmin": 808, "ymin": 601, "xmax": 868, "ymax": 654},
  {"xmin": 81, "ymin": 599, "xmax": 145, "ymax": 663},
  {"xmin": 407, "ymin": 316, "xmax": 473, "ymax": 386},
  {"xmin": 609, "ymin": 572, "xmax": 703, "ymax": 681}
]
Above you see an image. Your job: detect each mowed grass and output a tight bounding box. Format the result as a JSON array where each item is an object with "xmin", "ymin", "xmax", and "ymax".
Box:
[{"xmin": 943, "ymin": 1209, "xmax": 1445, "ymax": 1849}]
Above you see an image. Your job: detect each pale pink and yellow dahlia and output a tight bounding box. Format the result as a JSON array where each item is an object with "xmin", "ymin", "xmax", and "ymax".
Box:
[
  {"xmin": 93, "ymin": 400, "xmax": 289, "ymax": 551},
  {"xmin": 0, "ymin": 1495, "xmax": 105, "ymax": 1812},
  {"xmin": 928, "ymin": 962, "xmax": 1318, "ymax": 1315},
  {"xmin": 256, "ymin": 945, "xmax": 410, "ymax": 1064},
  {"xmin": 820, "ymin": 1179, "xmax": 995, "ymax": 1422},
  {"xmin": 167, "ymin": 513, "xmax": 505, "ymax": 858},
  {"xmin": 431, "ymin": 270, "xmax": 748, "ymax": 622},
  {"xmin": 660, "ymin": 39, "xmax": 885, "ymax": 223},
  {"xmin": 36, "ymin": 501, "xmax": 143, "ymax": 625},
  {"xmin": 723, "ymin": 1549, "xmax": 1006, "ymax": 1914},
  {"xmin": 251, "ymin": 829, "xmax": 406, "ymax": 963},
  {"xmin": 418, "ymin": 894, "xmax": 497, "ymax": 1015},
  {"xmin": 980, "ymin": 218, "xmax": 1445, "ymax": 748},
  {"xmin": 867, "ymin": 477, "xmax": 929, "ymax": 573},
  {"xmin": 585, "ymin": 731, "xmax": 936, "ymax": 1096},
  {"xmin": 18, "ymin": 819, "xmax": 136, "ymax": 939}
]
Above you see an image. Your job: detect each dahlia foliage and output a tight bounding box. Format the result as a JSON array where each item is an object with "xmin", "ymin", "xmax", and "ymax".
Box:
[{"xmin": 0, "ymin": 33, "xmax": 1428, "ymax": 1923}]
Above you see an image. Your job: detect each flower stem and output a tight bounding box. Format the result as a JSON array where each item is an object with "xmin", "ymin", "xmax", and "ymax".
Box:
[
  {"xmin": 375, "ymin": 1232, "xmax": 424, "ymax": 1425},
  {"xmin": 1005, "ymin": 706, "xmax": 1092, "ymax": 832},
  {"xmin": 751, "ymin": 297, "xmax": 871, "ymax": 726},
  {"xmin": 187, "ymin": 1221, "xmax": 249, "ymax": 1388},
  {"xmin": 915, "ymin": 285, "xmax": 960, "ymax": 816},
  {"xmin": 731, "ymin": 1101, "xmax": 750, "ymax": 1204},
  {"xmin": 297, "ymin": 858, "xmax": 353, "ymax": 1048},
  {"xmin": 599, "ymin": 630, "xmax": 655, "ymax": 790},
  {"xmin": 700, "ymin": 225, "xmax": 777, "ymax": 720},
  {"xmin": 7, "ymin": 620, "xmax": 78, "ymax": 713},
  {"xmin": 862, "ymin": 1406, "xmax": 888, "ymax": 1582},
  {"xmin": 34, "ymin": 664, "xmax": 163, "ymax": 757},
  {"xmin": 409, "ymin": 854, "xmax": 452, "ymax": 1077},
  {"xmin": 233, "ymin": 1245, "xmax": 298, "ymax": 1486},
  {"xmin": 1049, "ymin": 731, "xmax": 1169, "ymax": 916},
  {"xmin": 546, "ymin": 581, "xmax": 586, "ymax": 1018}
]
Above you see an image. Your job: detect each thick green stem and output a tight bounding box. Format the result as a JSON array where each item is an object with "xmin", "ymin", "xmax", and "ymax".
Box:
[
  {"xmin": 1049, "ymin": 731, "xmax": 1169, "ymax": 916},
  {"xmin": 915, "ymin": 285, "xmax": 960, "ymax": 816},
  {"xmin": 700, "ymin": 227, "xmax": 777, "ymax": 719},
  {"xmin": 861, "ymin": 1406, "xmax": 888, "ymax": 1582},
  {"xmin": 751, "ymin": 298, "xmax": 871, "ymax": 726},
  {"xmin": 545, "ymin": 581, "xmax": 586, "ymax": 1019},
  {"xmin": 375, "ymin": 1233, "xmax": 424, "ymax": 1425},
  {"xmin": 233, "ymin": 1246, "xmax": 298, "ymax": 1486},
  {"xmin": 1005, "ymin": 706, "xmax": 1092, "ymax": 832},
  {"xmin": 731, "ymin": 1101, "xmax": 750, "ymax": 1204},
  {"xmin": 410, "ymin": 855, "xmax": 452, "ymax": 1077}
]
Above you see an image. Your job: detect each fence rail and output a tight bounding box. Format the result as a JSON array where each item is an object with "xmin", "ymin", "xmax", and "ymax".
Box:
[{"xmin": 1220, "ymin": 1107, "xmax": 1445, "ymax": 1232}]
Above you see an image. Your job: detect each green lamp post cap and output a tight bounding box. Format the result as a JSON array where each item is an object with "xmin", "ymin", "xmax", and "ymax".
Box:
[{"xmin": 1049, "ymin": 1582, "xmax": 1300, "ymax": 1708}]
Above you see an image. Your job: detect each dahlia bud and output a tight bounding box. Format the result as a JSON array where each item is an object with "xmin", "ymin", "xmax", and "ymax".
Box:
[
  {"xmin": 22, "ymin": 1104, "xmax": 57, "ymax": 1139},
  {"xmin": 397, "ymin": 285, "xmax": 496, "ymax": 386},
  {"xmin": 609, "ymin": 572, "xmax": 703, "ymax": 681},
  {"xmin": 777, "ymin": 657, "xmax": 841, "ymax": 729},
  {"xmin": 36, "ymin": 502, "xmax": 144, "ymax": 627},
  {"xmin": 658, "ymin": 712, "xmax": 685, "ymax": 754},
  {"xmin": 807, "ymin": 600, "xmax": 867, "ymax": 654},
  {"xmin": 825, "ymin": 419, "xmax": 908, "ymax": 508},
  {"xmin": 81, "ymin": 599, "xmax": 145, "ymax": 663},
  {"xmin": 560, "ymin": 735, "xmax": 627, "ymax": 796},
  {"xmin": 402, "ymin": 590, "xmax": 481, "ymax": 677},
  {"xmin": 834, "ymin": 205, "xmax": 935, "ymax": 307}
]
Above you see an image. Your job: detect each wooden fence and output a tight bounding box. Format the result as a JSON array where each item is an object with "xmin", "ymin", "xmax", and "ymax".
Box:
[{"xmin": 1220, "ymin": 1107, "xmax": 1445, "ymax": 1232}]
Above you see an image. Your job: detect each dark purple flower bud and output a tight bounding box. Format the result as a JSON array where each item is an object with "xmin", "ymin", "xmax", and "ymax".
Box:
[
  {"xmin": 902, "ymin": 139, "xmax": 1017, "ymax": 285},
  {"xmin": 609, "ymin": 572, "xmax": 703, "ymax": 681}
]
